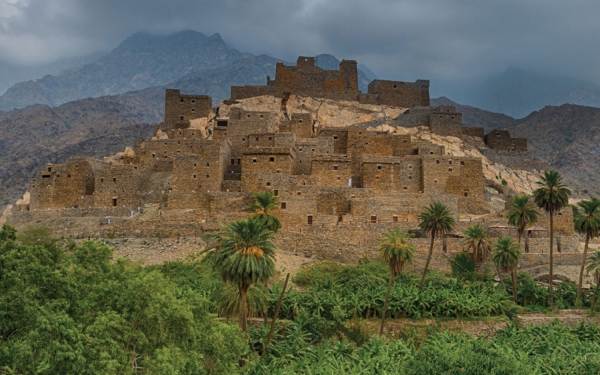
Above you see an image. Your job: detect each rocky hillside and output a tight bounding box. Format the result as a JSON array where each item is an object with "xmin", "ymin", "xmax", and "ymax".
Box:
[
  {"xmin": 433, "ymin": 97, "xmax": 600, "ymax": 196},
  {"xmin": 0, "ymin": 89, "xmax": 163, "ymax": 202}
]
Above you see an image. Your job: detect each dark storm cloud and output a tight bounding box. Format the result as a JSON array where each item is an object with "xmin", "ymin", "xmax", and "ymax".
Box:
[{"xmin": 1, "ymin": 0, "xmax": 599, "ymax": 96}]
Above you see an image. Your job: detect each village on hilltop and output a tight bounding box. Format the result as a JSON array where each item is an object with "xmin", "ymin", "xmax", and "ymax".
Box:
[{"xmin": 7, "ymin": 56, "xmax": 579, "ymax": 270}]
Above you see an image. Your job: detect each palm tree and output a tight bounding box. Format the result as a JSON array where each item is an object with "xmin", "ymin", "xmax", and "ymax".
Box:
[
  {"xmin": 585, "ymin": 251, "xmax": 600, "ymax": 312},
  {"xmin": 379, "ymin": 228, "xmax": 415, "ymax": 335},
  {"xmin": 418, "ymin": 201, "xmax": 455, "ymax": 289},
  {"xmin": 462, "ymin": 223, "xmax": 492, "ymax": 264},
  {"xmin": 532, "ymin": 170, "xmax": 571, "ymax": 307},
  {"xmin": 492, "ymin": 236, "xmax": 522, "ymax": 302},
  {"xmin": 246, "ymin": 191, "xmax": 281, "ymax": 233},
  {"xmin": 461, "ymin": 223, "xmax": 506, "ymax": 288},
  {"xmin": 573, "ymin": 199, "xmax": 600, "ymax": 306},
  {"xmin": 505, "ymin": 194, "xmax": 539, "ymax": 246},
  {"xmin": 202, "ymin": 217, "xmax": 276, "ymax": 333}
]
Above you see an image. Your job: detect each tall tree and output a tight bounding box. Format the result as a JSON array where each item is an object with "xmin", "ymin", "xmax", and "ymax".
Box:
[
  {"xmin": 505, "ymin": 194, "xmax": 539, "ymax": 245},
  {"xmin": 418, "ymin": 201, "xmax": 455, "ymax": 289},
  {"xmin": 246, "ymin": 191, "xmax": 282, "ymax": 233},
  {"xmin": 379, "ymin": 228, "xmax": 415, "ymax": 335},
  {"xmin": 492, "ymin": 236, "xmax": 522, "ymax": 302},
  {"xmin": 202, "ymin": 218, "xmax": 276, "ymax": 333},
  {"xmin": 462, "ymin": 223, "xmax": 492, "ymax": 264},
  {"xmin": 585, "ymin": 251, "xmax": 600, "ymax": 312},
  {"xmin": 461, "ymin": 223, "xmax": 506, "ymax": 288},
  {"xmin": 532, "ymin": 170, "xmax": 571, "ymax": 308},
  {"xmin": 574, "ymin": 199, "xmax": 600, "ymax": 306}
]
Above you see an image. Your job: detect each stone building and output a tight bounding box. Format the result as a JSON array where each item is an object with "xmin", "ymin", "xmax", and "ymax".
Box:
[{"xmin": 14, "ymin": 56, "xmax": 577, "ymax": 270}]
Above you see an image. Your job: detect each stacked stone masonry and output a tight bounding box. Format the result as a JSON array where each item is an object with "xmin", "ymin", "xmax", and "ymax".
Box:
[{"xmin": 15, "ymin": 56, "xmax": 577, "ymax": 271}]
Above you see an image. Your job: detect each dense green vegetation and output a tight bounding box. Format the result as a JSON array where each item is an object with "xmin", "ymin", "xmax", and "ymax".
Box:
[
  {"xmin": 3, "ymin": 182, "xmax": 600, "ymax": 375},
  {"xmin": 0, "ymin": 224, "xmax": 246, "ymax": 374},
  {"xmin": 249, "ymin": 323, "xmax": 600, "ymax": 374}
]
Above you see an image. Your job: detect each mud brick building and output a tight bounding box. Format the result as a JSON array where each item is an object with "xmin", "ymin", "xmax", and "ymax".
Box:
[{"xmin": 14, "ymin": 56, "xmax": 577, "ymax": 270}]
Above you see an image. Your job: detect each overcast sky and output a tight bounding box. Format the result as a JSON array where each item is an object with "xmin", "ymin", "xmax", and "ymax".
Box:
[{"xmin": 1, "ymin": 0, "xmax": 599, "ymax": 97}]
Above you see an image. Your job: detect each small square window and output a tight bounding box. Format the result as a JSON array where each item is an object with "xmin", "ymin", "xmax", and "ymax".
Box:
[
  {"xmin": 206, "ymin": 175, "xmax": 209, "ymax": 178},
  {"xmin": 436, "ymin": 160, "xmax": 440, "ymax": 164},
  {"xmin": 266, "ymin": 182, "xmax": 271, "ymax": 186},
  {"xmin": 193, "ymin": 174, "xmax": 197, "ymax": 178},
  {"xmin": 268, "ymin": 137, "xmax": 272, "ymax": 140},
  {"xmin": 281, "ymin": 202, "xmax": 286, "ymax": 209},
  {"xmin": 377, "ymin": 165, "xmax": 382, "ymax": 170},
  {"xmin": 449, "ymin": 168, "xmax": 453, "ymax": 172},
  {"xmin": 255, "ymin": 137, "xmax": 259, "ymax": 141},
  {"xmin": 370, "ymin": 216, "xmax": 377, "ymax": 223},
  {"xmin": 274, "ymin": 190, "xmax": 279, "ymax": 196},
  {"xmin": 206, "ymin": 163, "xmax": 210, "ymax": 166},
  {"xmin": 403, "ymin": 187, "xmax": 407, "ymax": 190},
  {"xmin": 269, "ymin": 157, "xmax": 275, "ymax": 162},
  {"xmin": 333, "ymin": 165, "xmax": 338, "ymax": 170},
  {"xmin": 253, "ymin": 159, "xmax": 257, "ymax": 163},
  {"xmin": 113, "ymin": 178, "xmax": 116, "ymax": 182},
  {"xmin": 460, "ymin": 161, "xmax": 465, "ymax": 166},
  {"xmin": 449, "ymin": 160, "xmax": 453, "ymax": 164},
  {"xmin": 307, "ymin": 215, "xmax": 313, "ymax": 224},
  {"xmin": 297, "ymin": 192, "xmax": 301, "ymax": 195},
  {"xmin": 393, "ymin": 216, "xmax": 398, "ymax": 222}
]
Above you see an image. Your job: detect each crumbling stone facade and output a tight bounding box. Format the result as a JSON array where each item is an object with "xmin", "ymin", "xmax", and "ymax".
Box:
[
  {"xmin": 231, "ymin": 56, "xmax": 430, "ymax": 108},
  {"xmin": 16, "ymin": 55, "xmax": 576, "ymax": 270}
]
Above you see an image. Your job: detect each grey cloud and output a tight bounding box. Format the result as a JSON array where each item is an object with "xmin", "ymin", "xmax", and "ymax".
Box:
[{"xmin": 0, "ymin": 0, "xmax": 599, "ymax": 98}]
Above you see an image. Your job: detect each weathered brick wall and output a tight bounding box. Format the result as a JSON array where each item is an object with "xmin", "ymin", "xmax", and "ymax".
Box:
[
  {"xmin": 164, "ymin": 89, "xmax": 211, "ymax": 128},
  {"xmin": 293, "ymin": 138, "xmax": 334, "ymax": 175},
  {"xmin": 360, "ymin": 156, "xmax": 422, "ymax": 193},
  {"xmin": 318, "ymin": 128, "xmax": 348, "ymax": 154},
  {"xmin": 241, "ymin": 148, "xmax": 294, "ymax": 191},
  {"xmin": 366, "ymin": 80, "xmax": 430, "ymax": 108},
  {"xmin": 417, "ymin": 144, "xmax": 445, "ymax": 156},
  {"xmin": 30, "ymin": 158, "xmax": 95, "ymax": 210},
  {"xmin": 484, "ymin": 129, "xmax": 528, "ymax": 152},
  {"xmin": 94, "ymin": 164, "xmax": 146, "ymax": 209},
  {"xmin": 462, "ymin": 127, "xmax": 485, "ymax": 139},
  {"xmin": 311, "ymin": 156, "xmax": 352, "ymax": 187},
  {"xmin": 536, "ymin": 209, "xmax": 575, "ymax": 236},
  {"xmin": 290, "ymin": 113, "xmax": 313, "ymax": 138},
  {"xmin": 430, "ymin": 111, "xmax": 463, "ymax": 137}
]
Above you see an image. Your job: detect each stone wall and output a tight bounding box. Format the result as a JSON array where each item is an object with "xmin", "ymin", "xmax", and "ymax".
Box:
[
  {"xmin": 30, "ymin": 158, "xmax": 95, "ymax": 210},
  {"xmin": 366, "ymin": 79, "xmax": 430, "ymax": 108},
  {"xmin": 484, "ymin": 129, "xmax": 528, "ymax": 152},
  {"xmin": 164, "ymin": 89, "xmax": 211, "ymax": 129}
]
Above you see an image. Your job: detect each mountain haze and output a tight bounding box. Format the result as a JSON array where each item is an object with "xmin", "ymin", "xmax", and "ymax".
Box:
[{"xmin": 465, "ymin": 67, "xmax": 600, "ymax": 118}]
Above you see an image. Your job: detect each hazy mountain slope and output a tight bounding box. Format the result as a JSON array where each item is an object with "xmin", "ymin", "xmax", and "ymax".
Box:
[
  {"xmin": 165, "ymin": 55, "xmax": 281, "ymax": 101},
  {"xmin": 0, "ymin": 51, "xmax": 106, "ymax": 96},
  {"xmin": 0, "ymin": 89, "xmax": 163, "ymax": 201},
  {"xmin": 510, "ymin": 104, "xmax": 600, "ymax": 195},
  {"xmin": 0, "ymin": 31, "xmax": 240, "ymax": 110},
  {"xmin": 465, "ymin": 67, "xmax": 600, "ymax": 118}
]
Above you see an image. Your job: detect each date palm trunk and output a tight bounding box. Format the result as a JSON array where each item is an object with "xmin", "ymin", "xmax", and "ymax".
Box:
[
  {"xmin": 577, "ymin": 233, "xmax": 590, "ymax": 307},
  {"xmin": 549, "ymin": 212, "xmax": 554, "ymax": 308},
  {"xmin": 420, "ymin": 232, "xmax": 436, "ymax": 289}
]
